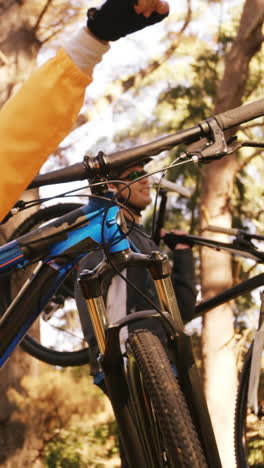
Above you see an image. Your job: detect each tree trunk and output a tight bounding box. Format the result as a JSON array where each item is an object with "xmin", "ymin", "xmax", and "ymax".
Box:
[
  {"xmin": 200, "ymin": 1, "xmax": 264, "ymax": 467},
  {"xmin": 0, "ymin": 1, "xmax": 41, "ymax": 105},
  {"xmin": 0, "ymin": 1, "xmax": 43, "ymax": 463},
  {"xmin": 0, "ymin": 1, "xmax": 87, "ymax": 462}
]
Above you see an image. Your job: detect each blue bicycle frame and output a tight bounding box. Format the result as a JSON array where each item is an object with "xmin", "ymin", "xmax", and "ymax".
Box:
[
  {"xmin": 0, "ymin": 195, "xmax": 129, "ymax": 273},
  {"xmin": 0, "ymin": 194, "xmax": 129, "ymax": 366}
]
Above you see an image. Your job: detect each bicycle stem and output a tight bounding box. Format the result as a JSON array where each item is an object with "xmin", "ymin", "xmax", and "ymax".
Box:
[{"xmin": 78, "ymin": 248, "xmax": 184, "ymax": 353}]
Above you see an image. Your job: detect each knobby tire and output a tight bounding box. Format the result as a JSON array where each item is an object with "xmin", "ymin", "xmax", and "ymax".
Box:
[{"xmin": 126, "ymin": 329, "xmax": 208, "ymax": 468}]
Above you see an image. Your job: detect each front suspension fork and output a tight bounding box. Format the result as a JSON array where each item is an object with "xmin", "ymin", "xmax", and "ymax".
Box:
[
  {"xmin": 78, "ymin": 248, "xmax": 183, "ymax": 354},
  {"xmin": 79, "ymin": 248, "xmax": 222, "ymax": 468}
]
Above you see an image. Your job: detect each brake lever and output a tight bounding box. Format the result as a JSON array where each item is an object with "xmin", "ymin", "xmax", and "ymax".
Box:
[
  {"xmin": 241, "ymin": 140, "xmax": 264, "ymax": 149},
  {"xmin": 225, "ymin": 139, "xmax": 264, "ymax": 154},
  {"xmin": 185, "ymin": 118, "xmax": 229, "ymax": 163},
  {"xmin": 192, "ymin": 119, "xmax": 264, "ymax": 163},
  {"xmin": 201, "ymin": 118, "xmax": 229, "ymax": 162}
]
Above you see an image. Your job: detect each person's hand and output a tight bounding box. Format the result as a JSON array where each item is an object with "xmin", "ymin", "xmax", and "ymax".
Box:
[
  {"xmin": 87, "ymin": 0, "xmax": 169, "ymax": 42},
  {"xmin": 134, "ymin": 0, "xmax": 169, "ymax": 17},
  {"xmin": 161, "ymin": 229, "xmax": 192, "ymax": 250}
]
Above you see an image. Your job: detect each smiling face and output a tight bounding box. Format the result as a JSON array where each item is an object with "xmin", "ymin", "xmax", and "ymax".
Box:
[{"xmin": 113, "ymin": 165, "xmax": 152, "ymax": 216}]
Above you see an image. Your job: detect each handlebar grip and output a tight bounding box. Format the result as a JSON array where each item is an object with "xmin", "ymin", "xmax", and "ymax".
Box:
[
  {"xmin": 206, "ymin": 225, "xmax": 264, "ymax": 242},
  {"xmin": 205, "ymin": 225, "xmax": 239, "ymax": 236},
  {"xmin": 214, "ymin": 98, "xmax": 264, "ymax": 130}
]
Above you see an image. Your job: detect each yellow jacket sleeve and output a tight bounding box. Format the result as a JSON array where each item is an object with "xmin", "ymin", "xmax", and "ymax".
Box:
[{"xmin": 0, "ymin": 48, "xmax": 92, "ymax": 222}]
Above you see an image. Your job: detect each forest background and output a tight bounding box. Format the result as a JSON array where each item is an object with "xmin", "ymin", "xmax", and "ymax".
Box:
[{"xmin": 0, "ymin": 0, "xmax": 263, "ymax": 467}]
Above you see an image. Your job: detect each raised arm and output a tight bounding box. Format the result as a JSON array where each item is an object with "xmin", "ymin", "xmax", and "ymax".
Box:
[{"xmin": 0, "ymin": 0, "xmax": 169, "ymax": 222}]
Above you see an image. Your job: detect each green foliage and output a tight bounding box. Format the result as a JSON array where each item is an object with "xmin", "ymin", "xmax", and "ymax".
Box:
[
  {"xmin": 247, "ymin": 435, "xmax": 264, "ymax": 468},
  {"xmin": 232, "ymin": 151, "xmax": 264, "ymax": 228},
  {"xmin": 45, "ymin": 431, "xmax": 84, "ymax": 468},
  {"xmin": 189, "ymin": 332, "xmax": 202, "ymax": 368},
  {"xmin": 140, "ymin": 43, "xmax": 222, "ymax": 235},
  {"xmin": 44, "ymin": 421, "xmax": 119, "ymax": 468},
  {"xmin": 8, "ymin": 367, "xmax": 120, "ymax": 467},
  {"xmin": 155, "ymin": 47, "xmax": 218, "ymax": 132},
  {"xmin": 67, "ymin": 365, "xmax": 91, "ymax": 382},
  {"xmin": 243, "ymin": 49, "xmax": 264, "ymax": 100}
]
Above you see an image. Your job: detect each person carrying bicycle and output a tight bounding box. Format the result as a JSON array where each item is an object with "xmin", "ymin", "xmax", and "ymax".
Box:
[
  {"xmin": 0, "ymin": 0, "xmax": 169, "ymax": 223},
  {"xmin": 75, "ymin": 160, "xmax": 196, "ymax": 377},
  {"xmin": 74, "ymin": 160, "xmax": 196, "ymax": 466}
]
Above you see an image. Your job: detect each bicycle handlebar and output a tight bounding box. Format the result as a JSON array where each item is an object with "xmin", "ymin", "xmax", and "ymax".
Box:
[
  {"xmin": 205, "ymin": 225, "xmax": 239, "ymax": 236},
  {"xmin": 163, "ymin": 230, "xmax": 264, "ymax": 262},
  {"xmin": 214, "ymin": 98, "xmax": 264, "ymax": 130},
  {"xmin": 27, "ymin": 98, "xmax": 264, "ymax": 189},
  {"xmin": 28, "ymin": 124, "xmax": 204, "ymax": 189},
  {"xmin": 205, "ymin": 225, "xmax": 264, "ymax": 241},
  {"xmin": 101, "ymin": 124, "xmax": 205, "ymax": 171},
  {"xmin": 27, "ymin": 162, "xmax": 87, "ymax": 188}
]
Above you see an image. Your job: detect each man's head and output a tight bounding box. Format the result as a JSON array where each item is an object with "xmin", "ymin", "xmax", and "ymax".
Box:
[{"xmin": 109, "ymin": 164, "xmax": 152, "ymax": 219}]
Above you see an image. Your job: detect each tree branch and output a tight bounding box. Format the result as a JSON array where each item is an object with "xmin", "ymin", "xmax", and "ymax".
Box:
[
  {"xmin": 33, "ymin": 0, "xmax": 54, "ymax": 33},
  {"xmin": 121, "ymin": 0, "xmax": 192, "ymax": 90},
  {"xmin": 241, "ymin": 122, "xmax": 264, "ymax": 131},
  {"xmin": 41, "ymin": 25, "xmax": 65, "ymax": 44},
  {"xmin": 246, "ymin": 263, "xmax": 259, "ymax": 276},
  {"xmin": 237, "ymin": 148, "xmax": 263, "ymax": 172}
]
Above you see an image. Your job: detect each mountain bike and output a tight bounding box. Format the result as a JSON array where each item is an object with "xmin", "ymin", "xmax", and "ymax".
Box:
[
  {"xmin": 1, "ymin": 175, "xmax": 192, "ymax": 366},
  {"xmin": 162, "ymin": 225, "xmax": 264, "ymax": 468},
  {"xmin": 1, "ymin": 176, "xmax": 192, "ymax": 367},
  {"xmin": 0, "ymin": 98, "xmax": 264, "ymax": 467}
]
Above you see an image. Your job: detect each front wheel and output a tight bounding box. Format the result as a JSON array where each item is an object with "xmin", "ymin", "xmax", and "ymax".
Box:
[{"xmin": 126, "ymin": 329, "xmax": 208, "ymax": 467}]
